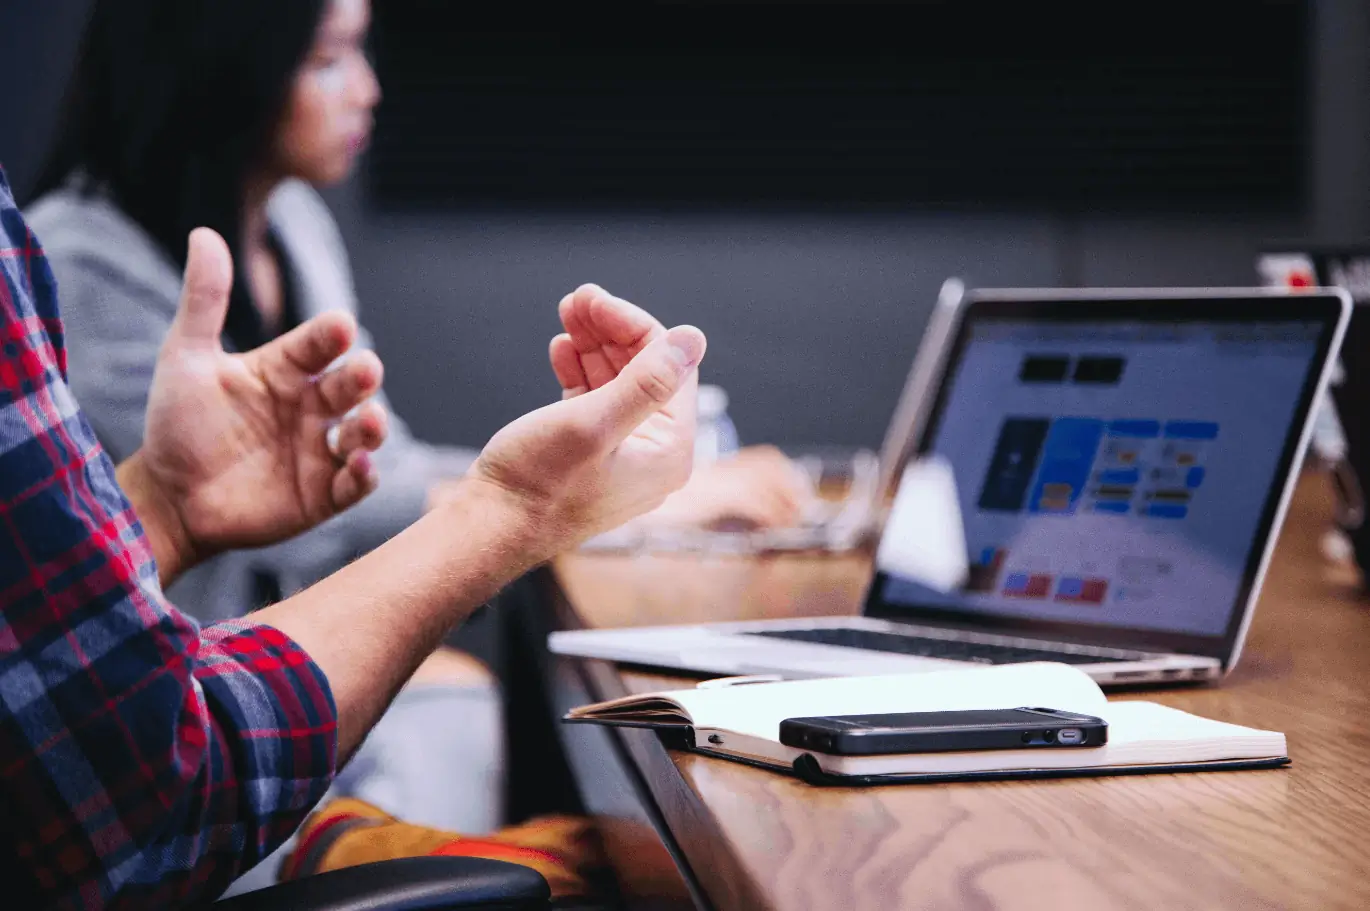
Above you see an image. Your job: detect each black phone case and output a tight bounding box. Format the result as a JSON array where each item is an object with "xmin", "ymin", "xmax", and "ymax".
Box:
[{"xmin": 778, "ymin": 709, "xmax": 1108, "ymax": 755}]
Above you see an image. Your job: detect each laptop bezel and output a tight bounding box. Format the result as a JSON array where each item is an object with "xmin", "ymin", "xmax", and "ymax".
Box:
[
  {"xmin": 874, "ymin": 278, "xmax": 966, "ymax": 505},
  {"xmin": 862, "ymin": 286, "xmax": 1351, "ymax": 663}
]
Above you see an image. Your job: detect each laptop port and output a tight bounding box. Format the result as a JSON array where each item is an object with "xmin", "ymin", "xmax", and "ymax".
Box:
[{"xmin": 1162, "ymin": 668, "xmax": 1187, "ymax": 678}]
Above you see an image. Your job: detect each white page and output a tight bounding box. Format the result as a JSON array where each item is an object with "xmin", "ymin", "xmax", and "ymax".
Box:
[{"xmin": 807, "ymin": 701, "xmax": 1286, "ymax": 776}]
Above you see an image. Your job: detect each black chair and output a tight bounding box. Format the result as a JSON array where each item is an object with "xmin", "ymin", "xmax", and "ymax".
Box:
[{"xmin": 209, "ymin": 856, "xmax": 551, "ymax": 910}]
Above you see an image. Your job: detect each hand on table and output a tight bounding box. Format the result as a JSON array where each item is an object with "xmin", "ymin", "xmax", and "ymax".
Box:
[{"xmin": 647, "ymin": 445, "xmax": 813, "ymax": 531}]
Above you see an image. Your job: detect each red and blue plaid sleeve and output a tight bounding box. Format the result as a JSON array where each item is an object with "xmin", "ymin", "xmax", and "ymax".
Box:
[{"xmin": 0, "ymin": 169, "xmax": 337, "ymax": 909}]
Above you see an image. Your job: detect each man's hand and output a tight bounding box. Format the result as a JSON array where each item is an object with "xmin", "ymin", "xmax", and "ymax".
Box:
[
  {"xmin": 118, "ymin": 229, "xmax": 389, "ymax": 583},
  {"xmin": 466, "ymin": 284, "xmax": 706, "ymax": 559}
]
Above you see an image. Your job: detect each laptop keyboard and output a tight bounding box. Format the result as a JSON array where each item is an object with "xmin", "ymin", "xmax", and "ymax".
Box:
[{"xmin": 748, "ymin": 627, "xmax": 1135, "ymax": 665}]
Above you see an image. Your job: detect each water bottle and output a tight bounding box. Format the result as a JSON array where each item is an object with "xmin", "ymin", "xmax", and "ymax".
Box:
[{"xmin": 695, "ymin": 384, "xmax": 739, "ymax": 467}]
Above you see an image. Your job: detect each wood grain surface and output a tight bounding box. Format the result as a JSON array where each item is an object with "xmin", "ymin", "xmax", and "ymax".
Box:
[{"xmin": 556, "ymin": 472, "xmax": 1370, "ymax": 910}]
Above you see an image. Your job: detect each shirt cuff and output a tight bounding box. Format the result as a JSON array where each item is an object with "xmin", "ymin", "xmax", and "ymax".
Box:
[{"xmin": 195, "ymin": 620, "xmax": 339, "ymax": 859}]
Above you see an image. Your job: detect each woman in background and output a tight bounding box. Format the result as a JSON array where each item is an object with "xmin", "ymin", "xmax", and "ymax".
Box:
[{"xmin": 28, "ymin": 0, "xmax": 806, "ymax": 891}]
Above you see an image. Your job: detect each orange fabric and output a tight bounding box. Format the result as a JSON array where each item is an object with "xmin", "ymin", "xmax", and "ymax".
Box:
[{"xmin": 283, "ymin": 797, "xmax": 603, "ymax": 900}]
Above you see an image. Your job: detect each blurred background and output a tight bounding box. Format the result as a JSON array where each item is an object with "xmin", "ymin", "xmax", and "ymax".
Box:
[{"xmin": 2, "ymin": 0, "xmax": 1368, "ymax": 450}]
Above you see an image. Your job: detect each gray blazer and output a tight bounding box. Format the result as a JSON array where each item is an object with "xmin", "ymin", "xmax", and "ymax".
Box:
[{"xmin": 27, "ymin": 179, "xmax": 478, "ymax": 623}]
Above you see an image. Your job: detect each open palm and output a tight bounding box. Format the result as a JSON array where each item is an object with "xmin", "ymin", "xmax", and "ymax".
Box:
[
  {"xmin": 470, "ymin": 284, "xmax": 705, "ymax": 552},
  {"xmin": 140, "ymin": 229, "xmax": 389, "ymax": 556},
  {"xmin": 552, "ymin": 281, "xmax": 697, "ymax": 450}
]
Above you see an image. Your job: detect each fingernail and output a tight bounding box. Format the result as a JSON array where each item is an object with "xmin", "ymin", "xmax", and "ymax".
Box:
[
  {"xmin": 666, "ymin": 327, "xmax": 705, "ymax": 369},
  {"xmin": 355, "ymin": 451, "xmax": 377, "ymax": 482}
]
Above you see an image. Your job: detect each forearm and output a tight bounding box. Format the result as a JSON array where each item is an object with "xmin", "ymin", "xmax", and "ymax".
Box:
[
  {"xmin": 117, "ymin": 451, "xmax": 197, "ymax": 587},
  {"xmin": 253, "ymin": 477, "xmax": 542, "ymax": 756}
]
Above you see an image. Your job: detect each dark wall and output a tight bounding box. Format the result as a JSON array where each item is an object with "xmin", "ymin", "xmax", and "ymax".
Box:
[
  {"xmin": 1310, "ymin": 0, "xmax": 1370, "ymax": 237},
  {"xmin": 366, "ymin": 3, "xmax": 1309, "ymax": 215},
  {"xmin": 315, "ymin": 0, "xmax": 1370, "ymax": 451},
  {"xmin": 327, "ymin": 191, "xmax": 1296, "ymax": 450},
  {"xmin": 6, "ymin": 1, "xmax": 1370, "ymax": 452},
  {"xmin": 0, "ymin": 0, "xmax": 88, "ymax": 199}
]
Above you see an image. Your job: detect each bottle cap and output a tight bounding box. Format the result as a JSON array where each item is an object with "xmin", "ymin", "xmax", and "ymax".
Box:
[{"xmin": 697, "ymin": 384, "xmax": 729, "ymax": 418}]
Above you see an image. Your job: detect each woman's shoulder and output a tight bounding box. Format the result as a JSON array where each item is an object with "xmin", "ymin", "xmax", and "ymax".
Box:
[
  {"xmin": 25, "ymin": 185, "xmax": 181, "ymax": 305},
  {"xmin": 268, "ymin": 179, "xmax": 348, "ymax": 258},
  {"xmin": 268, "ymin": 179, "xmax": 359, "ymax": 315}
]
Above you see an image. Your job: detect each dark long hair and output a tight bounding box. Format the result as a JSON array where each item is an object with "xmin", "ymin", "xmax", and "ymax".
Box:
[{"xmin": 34, "ymin": 0, "xmax": 328, "ymax": 324}]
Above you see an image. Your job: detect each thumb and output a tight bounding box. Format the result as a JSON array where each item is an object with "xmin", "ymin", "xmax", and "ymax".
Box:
[
  {"xmin": 577, "ymin": 325, "xmax": 706, "ymax": 443},
  {"xmin": 168, "ymin": 228, "xmax": 233, "ymax": 350}
]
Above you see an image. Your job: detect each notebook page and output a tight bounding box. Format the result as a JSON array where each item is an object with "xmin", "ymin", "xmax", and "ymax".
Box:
[
  {"xmin": 809, "ymin": 700, "xmax": 1287, "ymax": 776},
  {"xmin": 1093, "ymin": 702, "xmax": 1287, "ymax": 761},
  {"xmin": 670, "ymin": 662, "xmax": 1107, "ymax": 741}
]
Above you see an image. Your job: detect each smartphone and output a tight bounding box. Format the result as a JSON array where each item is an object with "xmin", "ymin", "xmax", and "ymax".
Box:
[{"xmin": 778, "ymin": 707, "xmax": 1108, "ymax": 755}]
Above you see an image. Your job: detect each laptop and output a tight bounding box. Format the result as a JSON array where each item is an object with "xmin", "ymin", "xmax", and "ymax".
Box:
[{"xmin": 550, "ymin": 287, "xmax": 1351, "ymax": 685}]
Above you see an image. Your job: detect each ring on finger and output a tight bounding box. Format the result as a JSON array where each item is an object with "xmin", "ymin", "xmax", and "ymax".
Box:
[{"xmin": 326, "ymin": 423, "xmax": 345, "ymax": 461}]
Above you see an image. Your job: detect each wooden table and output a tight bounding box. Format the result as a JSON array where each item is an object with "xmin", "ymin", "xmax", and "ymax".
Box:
[{"xmin": 550, "ymin": 473, "xmax": 1370, "ymax": 911}]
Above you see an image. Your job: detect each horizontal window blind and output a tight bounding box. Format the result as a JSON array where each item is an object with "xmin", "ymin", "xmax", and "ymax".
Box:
[{"xmin": 367, "ymin": 1, "xmax": 1309, "ymax": 213}]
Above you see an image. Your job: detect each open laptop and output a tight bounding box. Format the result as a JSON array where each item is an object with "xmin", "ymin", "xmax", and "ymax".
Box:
[{"xmin": 550, "ymin": 287, "xmax": 1351, "ymax": 685}]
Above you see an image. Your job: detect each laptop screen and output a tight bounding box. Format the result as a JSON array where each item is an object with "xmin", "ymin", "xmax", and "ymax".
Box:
[{"xmin": 869, "ymin": 295, "xmax": 1343, "ymax": 656}]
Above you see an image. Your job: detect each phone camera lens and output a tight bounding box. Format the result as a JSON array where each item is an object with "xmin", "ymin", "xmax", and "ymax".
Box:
[{"xmin": 1057, "ymin": 728, "xmax": 1084, "ymax": 745}]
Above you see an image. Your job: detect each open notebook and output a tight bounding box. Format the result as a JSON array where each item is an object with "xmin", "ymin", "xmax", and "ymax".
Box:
[{"xmin": 565, "ymin": 663, "xmax": 1288, "ymax": 785}]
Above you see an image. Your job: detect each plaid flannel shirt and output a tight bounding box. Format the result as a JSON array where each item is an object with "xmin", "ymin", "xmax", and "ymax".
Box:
[{"xmin": 0, "ymin": 168, "xmax": 337, "ymax": 909}]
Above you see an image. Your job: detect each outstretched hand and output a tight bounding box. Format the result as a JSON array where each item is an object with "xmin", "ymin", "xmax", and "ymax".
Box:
[
  {"xmin": 467, "ymin": 284, "xmax": 705, "ymax": 557},
  {"xmin": 120, "ymin": 228, "xmax": 389, "ymax": 581}
]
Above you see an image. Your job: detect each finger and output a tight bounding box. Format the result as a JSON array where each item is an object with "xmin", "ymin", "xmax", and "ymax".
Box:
[
  {"xmin": 313, "ymin": 349, "xmax": 384, "ymax": 416},
  {"xmin": 578, "ymin": 284, "xmax": 663, "ymax": 348},
  {"xmin": 332, "ymin": 448, "xmax": 380, "ymax": 512},
  {"xmin": 560, "ymin": 285, "xmax": 667, "ymax": 387},
  {"xmin": 561, "ymin": 284, "xmax": 663, "ymax": 356},
  {"xmin": 566, "ymin": 325, "xmax": 706, "ymax": 446},
  {"xmin": 592, "ymin": 294, "xmax": 662, "ymax": 373},
  {"xmin": 760, "ymin": 469, "xmax": 811, "ymax": 523},
  {"xmin": 757, "ymin": 489, "xmax": 805, "ymax": 527},
  {"xmin": 549, "ymin": 333, "xmax": 589, "ymax": 396},
  {"xmin": 592, "ymin": 290, "xmax": 664, "ymax": 375},
  {"xmin": 167, "ymin": 228, "xmax": 234, "ymax": 351},
  {"xmin": 329, "ymin": 400, "xmax": 390, "ymax": 456},
  {"xmin": 580, "ymin": 348, "xmax": 620, "ymax": 391},
  {"xmin": 558, "ymin": 291, "xmax": 595, "ymax": 347},
  {"xmin": 256, "ymin": 311, "xmax": 359, "ymax": 389},
  {"xmin": 752, "ymin": 450, "xmax": 813, "ymax": 500},
  {"xmin": 556, "ymin": 292, "xmax": 619, "ymax": 391}
]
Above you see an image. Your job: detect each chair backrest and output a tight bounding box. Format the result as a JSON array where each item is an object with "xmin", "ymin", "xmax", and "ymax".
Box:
[{"xmin": 209, "ymin": 856, "xmax": 550, "ymax": 911}]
